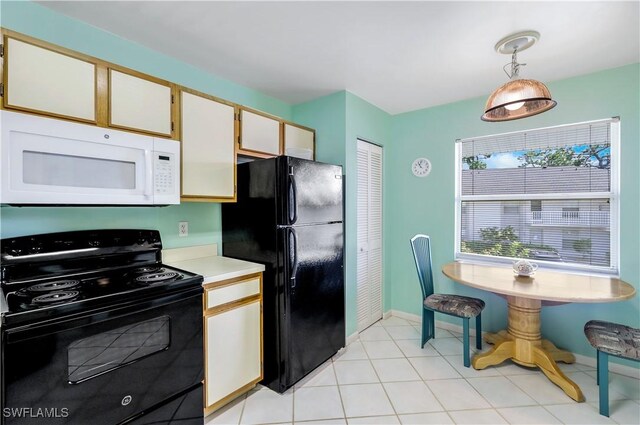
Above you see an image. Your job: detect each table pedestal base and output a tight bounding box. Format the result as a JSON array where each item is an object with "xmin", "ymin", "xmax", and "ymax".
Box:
[{"xmin": 472, "ymin": 296, "xmax": 585, "ymax": 402}]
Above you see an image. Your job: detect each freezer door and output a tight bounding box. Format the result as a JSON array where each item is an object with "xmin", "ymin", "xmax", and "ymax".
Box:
[
  {"xmin": 279, "ymin": 157, "xmax": 343, "ymax": 226},
  {"xmin": 281, "ymin": 222, "xmax": 345, "ymax": 390}
]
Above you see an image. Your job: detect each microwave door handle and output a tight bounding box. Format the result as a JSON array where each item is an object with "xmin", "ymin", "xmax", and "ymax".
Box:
[{"xmin": 144, "ymin": 150, "xmax": 153, "ymax": 199}]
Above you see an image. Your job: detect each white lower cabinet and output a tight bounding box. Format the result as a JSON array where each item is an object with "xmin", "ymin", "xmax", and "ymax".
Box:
[{"xmin": 204, "ymin": 274, "xmax": 262, "ymax": 414}]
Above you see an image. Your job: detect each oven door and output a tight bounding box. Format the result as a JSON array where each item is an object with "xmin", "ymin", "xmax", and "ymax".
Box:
[
  {"xmin": 1, "ymin": 289, "xmax": 203, "ymax": 425},
  {"xmin": 1, "ymin": 110, "xmax": 154, "ymax": 205}
]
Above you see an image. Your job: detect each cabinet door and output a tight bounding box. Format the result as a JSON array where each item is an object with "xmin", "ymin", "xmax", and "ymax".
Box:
[
  {"xmin": 4, "ymin": 36, "xmax": 96, "ymax": 122},
  {"xmin": 239, "ymin": 108, "xmax": 281, "ymax": 156},
  {"xmin": 181, "ymin": 91, "xmax": 236, "ymax": 200},
  {"xmin": 109, "ymin": 69, "xmax": 172, "ymax": 137},
  {"xmin": 283, "ymin": 123, "xmax": 315, "ymax": 159},
  {"xmin": 205, "ymin": 276, "xmax": 260, "ymax": 309},
  {"xmin": 205, "ymin": 299, "xmax": 262, "ymax": 409}
]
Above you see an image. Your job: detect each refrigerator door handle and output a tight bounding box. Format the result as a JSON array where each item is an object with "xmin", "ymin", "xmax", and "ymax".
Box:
[
  {"xmin": 289, "ymin": 227, "xmax": 299, "ymax": 288},
  {"xmin": 288, "ymin": 169, "xmax": 298, "ymax": 224}
]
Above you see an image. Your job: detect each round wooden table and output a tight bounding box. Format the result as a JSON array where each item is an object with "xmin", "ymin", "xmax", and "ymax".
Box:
[{"xmin": 441, "ymin": 261, "xmax": 636, "ymax": 402}]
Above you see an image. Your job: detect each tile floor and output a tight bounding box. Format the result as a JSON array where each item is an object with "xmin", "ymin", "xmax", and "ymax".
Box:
[{"xmin": 205, "ymin": 316, "xmax": 640, "ymax": 425}]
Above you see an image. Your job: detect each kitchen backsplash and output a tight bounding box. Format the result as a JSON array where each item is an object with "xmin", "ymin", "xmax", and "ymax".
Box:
[{"xmin": 0, "ymin": 203, "xmax": 222, "ymax": 251}]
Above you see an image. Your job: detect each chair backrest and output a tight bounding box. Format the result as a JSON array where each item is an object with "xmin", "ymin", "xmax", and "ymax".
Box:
[{"xmin": 410, "ymin": 234, "xmax": 434, "ymax": 300}]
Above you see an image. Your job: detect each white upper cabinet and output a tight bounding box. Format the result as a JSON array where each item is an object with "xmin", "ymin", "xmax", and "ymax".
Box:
[
  {"xmin": 4, "ymin": 37, "xmax": 96, "ymax": 122},
  {"xmin": 283, "ymin": 123, "xmax": 315, "ymax": 160},
  {"xmin": 180, "ymin": 90, "xmax": 236, "ymax": 200},
  {"xmin": 2, "ymin": 30, "xmax": 316, "ymax": 156},
  {"xmin": 109, "ymin": 69, "xmax": 172, "ymax": 137},
  {"xmin": 239, "ymin": 108, "xmax": 281, "ymax": 156}
]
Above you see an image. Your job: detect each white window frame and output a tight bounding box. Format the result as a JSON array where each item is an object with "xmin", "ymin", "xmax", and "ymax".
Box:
[{"xmin": 454, "ymin": 118, "xmax": 620, "ymax": 276}]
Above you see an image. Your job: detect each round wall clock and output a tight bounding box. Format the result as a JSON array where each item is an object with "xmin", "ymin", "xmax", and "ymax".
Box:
[{"xmin": 412, "ymin": 157, "xmax": 432, "ymax": 177}]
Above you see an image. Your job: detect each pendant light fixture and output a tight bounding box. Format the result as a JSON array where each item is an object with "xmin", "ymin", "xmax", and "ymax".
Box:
[{"xmin": 482, "ymin": 31, "xmax": 556, "ymax": 122}]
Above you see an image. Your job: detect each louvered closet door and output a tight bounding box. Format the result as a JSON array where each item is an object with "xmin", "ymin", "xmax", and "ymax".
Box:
[{"xmin": 356, "ymin": 140, "xmax": 383, "ymax": 332}]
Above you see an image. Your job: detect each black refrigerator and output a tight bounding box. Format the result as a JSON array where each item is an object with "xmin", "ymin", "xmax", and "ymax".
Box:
[{"xmin": 222, "ymin": 156, "xmax": 345, "ymax": 393}]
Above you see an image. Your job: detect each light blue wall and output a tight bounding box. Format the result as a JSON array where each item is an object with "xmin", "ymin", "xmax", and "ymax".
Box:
[
  {"xmin": 386, "ymin": 63, "xmax": 640, "ymax": 365},
  {"xmin": 293, "ymin": 92, "xmax": 392, "ymax": 336},
  {"xmin": 0, "ymin": 204, "xmax": 221, "ymax": 249},
  {"xmin": 0, "ymin": 1, "xmax": 291, "ymax": 250},
  {"xmin": 292, "ymin": 91, "xmax": 347, "ymax": 168},
  {"xmin": 345, "ymin": 93, "xmax": 392, "ymax": 333}
]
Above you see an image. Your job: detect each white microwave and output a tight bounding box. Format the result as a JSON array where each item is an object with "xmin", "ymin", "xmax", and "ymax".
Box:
[{"xmin": 1, "ymin": 111, "xmax": 180, "ymax": 205}]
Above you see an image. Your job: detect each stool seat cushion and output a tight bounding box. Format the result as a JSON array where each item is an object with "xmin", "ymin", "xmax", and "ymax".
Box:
[
  {"xmin": 424, "ymin": 294, "xmax": 485, "ymax": 318},
  {"xmin": 584, "ymin": 320, "xmax": 640, "ymax": 360}
]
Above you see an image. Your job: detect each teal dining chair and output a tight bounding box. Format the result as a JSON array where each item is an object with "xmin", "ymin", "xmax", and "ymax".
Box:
[
  {"xmin": 584, "ymin": 320, "xmax": 640, "ymax": 417},
  {"xmin": 410, "ymin": 234, "xmax": 485, "ymax": 367}
]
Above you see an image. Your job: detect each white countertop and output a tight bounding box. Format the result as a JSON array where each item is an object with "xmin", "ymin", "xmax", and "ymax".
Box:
[{"xmin": 167, "ymin": 256, "xmax": 265, "ymax": 285}]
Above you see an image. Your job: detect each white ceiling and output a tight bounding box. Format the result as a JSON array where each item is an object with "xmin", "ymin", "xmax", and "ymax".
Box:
[{"xmin": 39, "ymin": 1, "xmax": 640, "ymax": 115}]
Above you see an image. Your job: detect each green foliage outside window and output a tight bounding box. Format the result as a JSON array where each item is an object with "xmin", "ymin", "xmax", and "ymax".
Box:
[
  {"xmin": 518, "ymin": 145, "xmax": 610, "ymax": 169},
  {"xmin": 461, "ymin": 145, "xmax": 610, "ymax": 170},
  {"xmin": 461, "ymin": 225, "xmax": 558, "ymax": 259},
  {"xmin": 462, "ymin": 155, "xmax": 491, "ymax": 170}
]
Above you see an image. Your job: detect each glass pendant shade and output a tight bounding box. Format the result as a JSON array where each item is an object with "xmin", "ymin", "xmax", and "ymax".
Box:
[{"xmin": 482, "ymin": 78, "xmax": 556, "ymax": 122}]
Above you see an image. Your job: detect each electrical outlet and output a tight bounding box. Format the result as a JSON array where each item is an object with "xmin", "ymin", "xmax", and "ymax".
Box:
[{"xmin": 178, "ymin": 221, "xmax": 188, "ymax": 237}]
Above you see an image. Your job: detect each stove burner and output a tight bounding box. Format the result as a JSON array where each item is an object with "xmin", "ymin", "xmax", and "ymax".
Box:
[
  {"xmin": 135, "ymin": 272, "xmax": 180, "ymax": 285},
  {"xmin": 32, "ymin": 291, "xmax": 80, "ymax": 305},
  {"xmin": 27, "ymin": 280, "xmax": 81, "ymax": 293},
  {"xmin": 132, "ymin": 266, "xmax": 163, "ymax": 274}
]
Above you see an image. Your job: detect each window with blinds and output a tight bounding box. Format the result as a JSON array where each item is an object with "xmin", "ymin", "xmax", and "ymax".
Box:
[{"xmin": 455, "ymin": 118, "xmax": 619, "ymax": 274}]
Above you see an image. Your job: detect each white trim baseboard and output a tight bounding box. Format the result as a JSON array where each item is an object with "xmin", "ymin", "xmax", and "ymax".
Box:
[
  {"xmin": 346, "ymin": 332, "xmax": 359, "ymax": 346},
  {"xmin": 385, "ymin": 309, "xmax": 639, "ymax": 379}
]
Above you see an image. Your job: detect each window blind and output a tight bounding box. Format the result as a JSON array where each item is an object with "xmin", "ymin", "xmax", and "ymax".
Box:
[{"xmin": 456, "ymin": 119, "xmax": 619, "ymax": 273}]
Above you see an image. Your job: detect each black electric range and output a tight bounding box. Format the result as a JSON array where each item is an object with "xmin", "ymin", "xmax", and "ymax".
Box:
[
  {"xmin": 4, "ymin": 263, "xmax": 200, "ymax": 327},
  {"xmin": 1, "ymin": 229, "xmax": 204, "ymax": 425}
]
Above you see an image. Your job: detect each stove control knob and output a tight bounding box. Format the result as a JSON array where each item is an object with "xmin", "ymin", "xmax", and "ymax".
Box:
[
  {"xmin": 28, "ymin": 244, "xmax": 43, "ymax": 254},
  {"xmin": 8, "ymin": 247, "xmax": 23, "ymax": 256},
  {"xmin": 7, "ymin": 240, "xmax": 23, "ymax": 256},
  {"xmin": 27, "ymin": 238, "xmax": 41, "ymax": 251}
]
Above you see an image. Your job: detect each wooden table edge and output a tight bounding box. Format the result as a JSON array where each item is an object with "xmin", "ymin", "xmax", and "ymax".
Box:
[{"xmin": 441, "ymin": 261, "xmax": 637, "ymax": 304}]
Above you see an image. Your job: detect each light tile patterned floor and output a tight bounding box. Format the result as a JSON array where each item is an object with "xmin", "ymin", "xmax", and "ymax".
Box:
[{"xmin": 205, "ymin": 317, "xmax": 640, "ymax": 425}]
